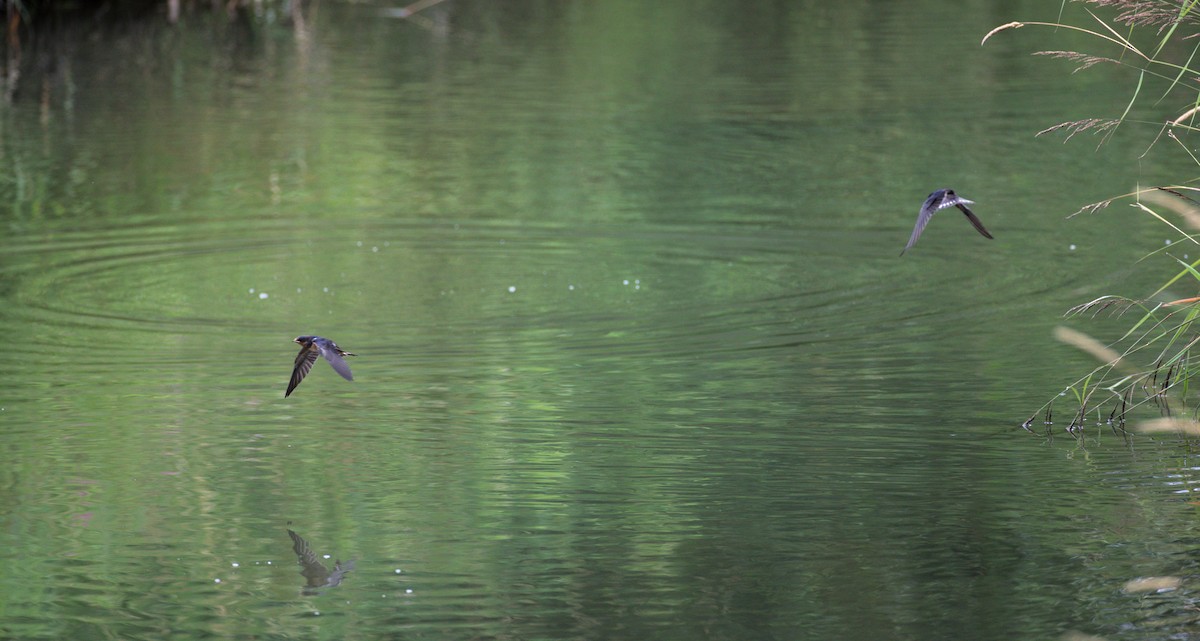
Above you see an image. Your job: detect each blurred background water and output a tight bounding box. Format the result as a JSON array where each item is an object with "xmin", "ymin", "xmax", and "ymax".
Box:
[{"xmin": 2, "ymin": 1, "xmax": 1200, "ymax": 640}]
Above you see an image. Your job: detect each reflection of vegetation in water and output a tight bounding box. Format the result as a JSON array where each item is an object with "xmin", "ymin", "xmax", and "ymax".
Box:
[{"xmin": 987, "ymin": 2, "xmax": 1200, "ymax": 437}]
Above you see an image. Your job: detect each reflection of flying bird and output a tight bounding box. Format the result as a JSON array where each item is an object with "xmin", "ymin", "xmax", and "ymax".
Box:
[
  {"xmin": 287, "ymin": 529, "xmax": 355, "ymax": 593},
  {"xmin": 285, "ymin": 335, "xmax": 356, "ymax": 397},
  {"xmin": 901, "ymin": 189, "xmax": 994, "ymax": 255}
]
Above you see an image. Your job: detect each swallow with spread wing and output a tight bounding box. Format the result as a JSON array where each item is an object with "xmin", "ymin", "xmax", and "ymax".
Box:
[
  {"xmin": 901, "ymin": 189, "xmax": 994, "ymax": 255},
  {"xmin": 285, "ymin": 335, "xmax": 355, "ymax": 397},
  {"xmin": 287, "ymin": 529, "xmax": 354, "ymax": 593}
]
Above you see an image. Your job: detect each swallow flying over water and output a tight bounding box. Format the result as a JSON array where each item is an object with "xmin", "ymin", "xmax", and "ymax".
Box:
[
  {"xmin": 901, "ymin": 189, "xmax": 994, "ymax": 255},
  {"xmin": 285, "ymin": 335, "xmax": 355, "ymax": 397},
  {"xmin": 287, "ymin": 529, "xmax": 355, "ymax": 593}
]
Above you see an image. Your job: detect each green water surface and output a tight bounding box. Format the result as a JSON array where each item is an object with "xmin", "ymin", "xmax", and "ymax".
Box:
[{"xmin": 1, "ymin": 2, "xmax": 1197, "ymax": 640}]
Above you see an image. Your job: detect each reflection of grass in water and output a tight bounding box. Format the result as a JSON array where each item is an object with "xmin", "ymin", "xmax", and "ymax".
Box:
[{"xmin": 988, "ymin": 3, "xmax": 1200, "ymax": 438}]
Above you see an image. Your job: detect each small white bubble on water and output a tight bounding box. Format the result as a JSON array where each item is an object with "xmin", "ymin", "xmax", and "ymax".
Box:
[
  {"xmin": 231, "ymin": 562, "xmax": 239, "ymax": 568},
  {"xmin": 568, "ymin": 285, "xmax": 575, "ymax": 291},
  {"xmin": 356, "ymin": 241, "xmax": 363, "ymax": 247},
  {"xmin": 395, "ymin": 569, "xmax": 403, "ymax": 574},
  {"xmin": 296, "ymin": 288, "xmax": 302, "ymax": 293},
  {"xmin": 405, "ymin": 589, "xmax": 413, "ymax": 594},
  {"xmin": 1069, "ymin": 244, "xmax": 1076, "ymax": 251},
  {"xmin": 1166, "ymin": 239, "xmax": 1173, "ymax": 245},
  {"xmin": 248, "ymin": 288, "xmax": 255, "ymax": 293},
  {"xmin": 214, "ymin": 578, "xmax": 221, "ymax": 583},
  {"xmin": 508, "ymin": 286, "xmax": 517, "ymax": 293},
  {"xmin": 323, "ymin": 287, "xmax": 329, "ymax": 293},
  {"xmin": 372, "ymin": 246, "xmax": 379, "ymax": 252},
  {"xmin": 623, "ymin": 279, "xmax": 629, "ymax": 285},
  {"xmin": 259, "ymin": 292, "xmax": 269, "ymax": 299},
  {"xmin": 323, "ymin": 554, "xmax": 331, "ymax": 560}
]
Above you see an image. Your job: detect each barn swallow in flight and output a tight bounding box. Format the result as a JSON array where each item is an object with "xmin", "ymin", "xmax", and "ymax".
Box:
[
  {"xmin": 287, "ymin": 529, "xmax": 355, "ymax": 594},
  {"xmin": 901, "ymin": 189, "xmax": 994, "ymax": 255},
  {"xmin": 285, "ymin": 335, "xmax": 355, "ymax": 397}
]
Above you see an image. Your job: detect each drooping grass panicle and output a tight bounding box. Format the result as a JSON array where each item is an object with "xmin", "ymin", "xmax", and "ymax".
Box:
[
  {"xmin": 1153, "ymin": 186, "xmax": 1200, "ymax": 207},
  {"xmin": 1083, "ymin": 0, "xmax": 1200, "ymax": 31},
  {"xmin": 982, "ymin": 17, "xmax": 1149, "ymax": 59},
  {"xmin": 1033, "ymin": 50, "xmax": 1121, "ymax": 72},
  {"xmin": 981, "ymin": 22, "xmax": 1024, "ymax": 46},
  {"xmin": 1037, "ymin": 118, "xmax": 1121, "ymax": 141},
  {"xmin": 1065, "ymin": 295, "xmax": 1142, "ymax": 319},
  {"xmin": 1068, "ymin": 197, "xmax": 1116, "ymax": 217}
]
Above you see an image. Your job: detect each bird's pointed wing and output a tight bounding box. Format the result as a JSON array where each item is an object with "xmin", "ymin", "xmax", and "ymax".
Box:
[
  {"xmin": 956, "ymin": 203, "xmax": 994, "ymax": 239},
  {"xmin": 288, "ymin": 529, "xmax": 326, "ymax": 570},
  {"xmin": 318, "ymin": 344, "xmax": 354, "ymax": 381},
  {"xmin": 901, "ymin": 204, "xmax": 937, "ymax": 256},
  {"xmin": 287, "ymin": 529, "xmax": 332, "ymax": 587},
  {"xmin": 286, "ymin": 346, "xmax": 320, "ymax": 397}
]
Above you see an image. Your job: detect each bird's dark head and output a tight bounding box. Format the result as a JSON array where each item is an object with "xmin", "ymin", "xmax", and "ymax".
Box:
[{"xmin": 294, "ymin": 336, "xmax": 314, "ymax": 345}]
